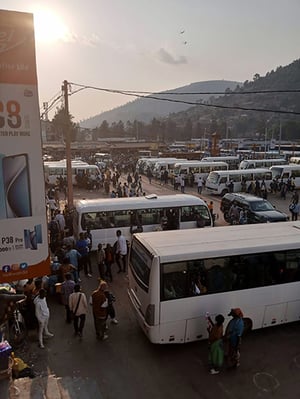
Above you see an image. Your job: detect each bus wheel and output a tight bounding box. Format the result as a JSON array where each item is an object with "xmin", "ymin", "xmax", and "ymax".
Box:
[{"xmin": 221, "ymin": 189, "xmax": 228, "ymax": 197}]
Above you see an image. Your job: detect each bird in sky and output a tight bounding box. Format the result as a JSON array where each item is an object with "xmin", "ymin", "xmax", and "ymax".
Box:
[{"xmin": 180, "ymin": 30, "xmax": 185, "ymax": 34}]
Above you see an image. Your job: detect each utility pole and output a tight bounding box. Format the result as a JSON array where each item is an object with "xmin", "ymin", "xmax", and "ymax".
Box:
[{"xmin": 62, "ymin": 80, "xmax": 74, "ymax": 209}]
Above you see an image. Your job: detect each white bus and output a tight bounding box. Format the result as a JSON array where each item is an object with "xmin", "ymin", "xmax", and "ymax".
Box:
[
  {"xmin": 202, "ymin": 156, "xmax": 240, "ymax": 170},
  {"xmin": 172, "ymin": 161, "xmax": 228, "ymax": 184},
  {"xmin": 289, "ymin": 157, "xmax": 300, "ymax": 165},
  {"xmin": 74, "ymin": 194, "xmax": 213, "ymax": 249},
  {"xmin": 270, "ymin": 164, "xmax": 300, "ymax": 188},
  {"xmin": 152, "ymin": 159, "xmax": 187, "ymax": 179},
  {"xmin": 136, "ymin": 157, "xmax": 177, "ymax": 174},
  {"xmin": 44, "ymin": 160, "xmax": 100, "ymax": 186},
  {"xmin": 205, "ymin": 168, "xmax": 272, "ymax": 196},
  {"xmin": 239, "ymin": 158, "xmax": 287, "ymax": 170},
  {"xmin": 128, "ymin": 221, "xmax": 300, "ymax": 344}
]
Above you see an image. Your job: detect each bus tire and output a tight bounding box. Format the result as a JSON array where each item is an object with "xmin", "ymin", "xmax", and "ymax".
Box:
[{"xmin": 221, "ymin": 189, "xmax": 228, "ymax": 197}]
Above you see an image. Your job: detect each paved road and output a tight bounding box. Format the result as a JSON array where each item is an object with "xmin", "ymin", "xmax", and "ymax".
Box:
[{"xmin": 8, "ymin": 176, "xmax": 300, "ymax": 399}]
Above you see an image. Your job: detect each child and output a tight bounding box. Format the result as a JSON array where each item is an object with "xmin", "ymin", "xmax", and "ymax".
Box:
[{"xmin": 104, "ymin": 286, "xmax": 118, "ymax": 324}]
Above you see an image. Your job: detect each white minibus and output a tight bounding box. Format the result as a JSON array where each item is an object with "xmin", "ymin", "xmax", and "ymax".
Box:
[
  {"xmin": 205, "ymin": 168, "xmax": 272, "ymax": 196},
  {"xmin": 152, "ymin": 159, "xmax": 187, "ymax": 179},
  {"xmin": 44, "ymin": 160, "xmax": 100, "ymax": 186},
  {"xmin": 74, "ymin": 194, "xmax": 213, "ymax": 249},
  {"xmin": 202, "ymin": 156, "xmax": 240, "ymax": 170},
  {"xmin": 128, "ymin": 221, "xmax": 300, "ymax": 344},
  {"xmin": 239, "ymin": 158, "xmax": 287, "ymax": 170},
  {"xmin": 270, "ymin": 164, "xmax": 300, "ymax": 188},
  {"xmin": 289, "ymin": 157, "xmax": 300, "ymax": 165},
  {"xmin": 173, "ymin": 161, "xmax": 228, "ymax": 184}
]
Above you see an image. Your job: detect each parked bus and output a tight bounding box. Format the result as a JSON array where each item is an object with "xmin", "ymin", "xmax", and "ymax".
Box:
[
  {"xmin": 44, "ymin": 160, "xmax": 100, "ymax": 186},
  {"xmin": 74, "ymin": 194, "xmax": 213, "ymax": 249},
  {"xmin": 270, "ymin": 164, "xmax": 300, "ymax": 188},
  {"xmin": 172, "ymin": 161, "xmax": 228, "ymax": 184},
  {"xmin": 128, "ymin": 221, "xmax": 300, "ymax": 344},
  {"xmin": 136, "ymin": 158, "xmax": 178, "ymax": 174},
  {"xmin": 239, "ymin": 158, "xmax": 287, "ymax": 170},
  {"xmin": 201, "ymin": 156, "xmax": 240, "ymax": 169},
  {"xmin": 152, "ymin": 159, "xmax": 187, "ymax": 179},
  {"xmin": 205, "ymin": 168, "xmax": 272, "ymax": 196},
  {"xmin": 94, "ymin": 152, "xmax": 112, "ymax": 166},
  {"xmin": 289, "ymin": 157, "xmax": 300, "ymax": 165}
]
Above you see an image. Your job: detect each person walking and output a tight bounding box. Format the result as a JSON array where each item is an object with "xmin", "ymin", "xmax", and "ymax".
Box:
[
  {"xmin": 61, "ymin": 272, "xmax": 75, "ymax": 323},
  {"xmin": 90, "ymin": 281, "xmax": 109, "ymax": 341},
  {"xmin": 225, "ymin": 308, "xmax": 244, "ymax": 368},
  {"xmin": 76, "ymin": 232, "xmax": 91, "ymax": 278},
  {"xmin": 65, "ymin": 245, "xmax": 82, "ymax": 283},
  {"xmin": 104, "ymin": 243, "xmax": 114, "ymax": 282},
  {"xmin": 197, "ymin": 177, "xmax": 203, "ymax": 194},
  {"xmin": 180, "ymin": 176, "xmax": 185, "ymax": 193},
  {"xmin": 33, "ymin": 288, "xmax": 54, "ymax": 348},
  {"xmin": 207, "ymin": 314, "xmax": 225, "ymax": 375},
  {"xmin": 69, "ymin": 284, "xmax": 88, "ymax": 338},
  {"xmin": 97, "ymin": 243, "xmax": 106, "ymax": 280},
  {"xmin": 104, "ymin": 285, "xmax": 118, "ymax": 325},
  {"xmin": 116, "ymin": 230, "xmax": 127, "ymax": 273}
]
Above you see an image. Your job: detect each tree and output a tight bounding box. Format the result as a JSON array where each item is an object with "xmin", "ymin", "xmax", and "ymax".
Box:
[{"xmin": 51, "ymin": 106, "xmax": 77, "ymax": 141}]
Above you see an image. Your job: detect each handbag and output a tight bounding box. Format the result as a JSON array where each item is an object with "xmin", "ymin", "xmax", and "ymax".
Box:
[
  {"xmin": 70, "ymin": 293, "xmax": 82, "ymax": 320},
  {"xmin": 289, "ymin": 203, "xmax": 296, "ymax": 212}
]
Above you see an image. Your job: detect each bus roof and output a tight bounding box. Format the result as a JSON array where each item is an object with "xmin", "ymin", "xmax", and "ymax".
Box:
[
  {"xmin": 75, "ymin": 194, "xmax": 206, "ymax": 212},
  {"xmin": 271, "ymin": 164, "xmax": 300, "ymax": 170},
  {"xmin": 209, "ymin": 168, "xmax": 270, "ymax": 175},
  {"xmin": 133, "ymin": 221, "xmax": 300, "ymax": 262},
  {"xmin": 174, "ymin": 161, "xmax": 228, "ymax": 167}
]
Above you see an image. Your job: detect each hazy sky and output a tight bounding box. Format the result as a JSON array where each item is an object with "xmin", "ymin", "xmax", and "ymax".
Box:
[{"xmin": 2, "ymin": 1, "xmax": 300, "ymax": 123}]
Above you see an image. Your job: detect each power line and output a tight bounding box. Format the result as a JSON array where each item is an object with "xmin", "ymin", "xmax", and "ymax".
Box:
[
  {"xmin": 41, "ymin": 81, "xmax": 300, "ymax": 119},
  {"xmin": 68, "ymin": 82, "xmax": 300, "ymax": 116},
  {"xmin": 68, "ymin": 83, "xmax": 300, "ymax": 96}
]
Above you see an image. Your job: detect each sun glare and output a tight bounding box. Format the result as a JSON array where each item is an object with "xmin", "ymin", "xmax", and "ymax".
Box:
[{"xmin": 33, "ymin": 9, "xmax": 69, "ymax": 43}]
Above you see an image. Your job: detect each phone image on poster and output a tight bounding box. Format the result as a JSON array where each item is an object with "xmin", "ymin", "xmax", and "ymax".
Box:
[
  {"xmin": 2, "ymin": 154, "xmax": 32, "ymax": 218},
  {"xmin": 0, "ymin": 154, "xmax": 6, "ymax": 219}
]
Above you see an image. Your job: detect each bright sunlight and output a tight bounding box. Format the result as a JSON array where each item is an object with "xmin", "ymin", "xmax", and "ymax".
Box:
[{"xmin": 33, "ymin": 8, "xmax": 70, "ymax": 43}]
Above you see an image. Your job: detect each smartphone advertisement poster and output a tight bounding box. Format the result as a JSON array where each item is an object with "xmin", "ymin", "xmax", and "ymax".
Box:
[{"xmin": 0, "ymin": 9, "xmax": 50, "ymax": 282}]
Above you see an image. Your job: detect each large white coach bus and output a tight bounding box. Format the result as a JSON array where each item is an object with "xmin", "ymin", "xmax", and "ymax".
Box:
[
  {"xmin": 128, "ymin": 221, "xmax": 300, "ymax": 344},
  {"xmin": 205, "ymin": 168, "xmax": 272, "ymax": 196},
  {"xmin": 74, "ymin": 194, "xmax": 213, "ymax": 249}
]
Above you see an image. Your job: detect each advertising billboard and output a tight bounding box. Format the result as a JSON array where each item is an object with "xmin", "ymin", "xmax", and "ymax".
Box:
[{"xmin": 0, "ymin": 9, "xmax": 50, "ymax": 282}]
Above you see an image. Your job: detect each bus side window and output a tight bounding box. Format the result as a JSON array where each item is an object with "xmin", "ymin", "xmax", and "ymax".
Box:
[
  {"xmin": 220, "ymin": 177, "xmax": 227, "ymax": 184},
  {"xmin": 163, "ymin": 278, "xmax": 178, "ymax": 300}
]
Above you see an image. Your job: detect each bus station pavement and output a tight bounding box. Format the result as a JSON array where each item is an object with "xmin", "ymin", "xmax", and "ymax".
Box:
[{"xmin": 0, "ymin": 177, "xmax": 298, "ymax": 398}]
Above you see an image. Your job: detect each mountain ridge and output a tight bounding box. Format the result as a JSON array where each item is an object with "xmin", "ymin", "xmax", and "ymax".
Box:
[{"xmin": 80, "ymin": 80, "xmax": 240, "ymax": 128}]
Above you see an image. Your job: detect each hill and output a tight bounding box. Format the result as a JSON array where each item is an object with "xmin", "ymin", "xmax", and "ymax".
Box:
[
  {"xmin": 80, "ymin": 80, "xmax": 240, "ymax": 128},
  {"xmin": 168, "ymin": 59, "xmax": 300, "ymax": 140}
]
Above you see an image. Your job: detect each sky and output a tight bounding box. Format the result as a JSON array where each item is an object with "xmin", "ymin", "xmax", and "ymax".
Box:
[{"xmin": 2, "ymin": 1, "xmax": 300, "ymax": 124}]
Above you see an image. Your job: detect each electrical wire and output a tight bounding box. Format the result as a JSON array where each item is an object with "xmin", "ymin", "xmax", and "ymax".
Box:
[
  {"xmin": 41, "ymin": 82, "xmax": 300, "ymax": 118},
  {"xmin": 68, "ymin": 82, "xmax": 300, "ymax": 116}
]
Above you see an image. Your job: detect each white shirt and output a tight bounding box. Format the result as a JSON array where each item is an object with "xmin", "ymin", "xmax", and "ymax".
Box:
[
  {"xmin": 117, "ymin": 235, "xmax": 127, "ymax": 255},
  {"xmin": 34, "ymin": 296, "xmax": 50, "ymax": 322}
]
